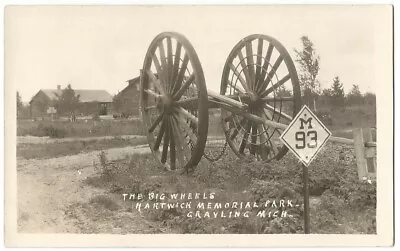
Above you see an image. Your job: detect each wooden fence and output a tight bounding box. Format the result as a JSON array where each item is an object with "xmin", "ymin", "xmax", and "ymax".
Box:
[
  {"xmin": 328, "ymin": 128, "xmax": 377, "ymax": 180},
  {"xmin": 352, "ymin": 128, "xmax": 377, "ymax": 180}
]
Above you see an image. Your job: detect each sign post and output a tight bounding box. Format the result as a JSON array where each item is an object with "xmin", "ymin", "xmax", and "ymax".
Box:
[
  {"xmin": 280, "ymin": 105, "xmax": 331, "ymax": 234},
  {"xmin": 302, "ymin": 163, "xmax": 310, "ymax": 233}
]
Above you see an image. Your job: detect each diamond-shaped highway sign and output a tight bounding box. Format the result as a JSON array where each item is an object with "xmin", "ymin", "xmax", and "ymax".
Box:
[{"xmin": 280, "ymin": 105, "xmax": 332, "ymax": 166}]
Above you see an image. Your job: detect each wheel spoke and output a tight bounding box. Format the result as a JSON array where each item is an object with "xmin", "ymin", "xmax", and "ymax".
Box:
[
  {"xmin": 261, "ymin": 74, "xmax": 291, "ymax": 97},
  {"xmin": 223, "ymin": 113, "xmax": 234, "ymax": 123},
  {"xmin": 174, "ymin": 107, "xmax": 198, "ymax": 126},
  {"xmin": 173, "ymin": 73, "xmax": 195, "ymax": 100},
  {"xmin": 263, "ymin": 104, "xmax": 293, "ymax": 122},
  {"xmin": 258, "ymin": 123, "xmax": 267, "ymax": 143},
  {"xmin": 229, "ymin": 128, "xmax": 240, "ymax": 141},
  {"xmin": 231, "ymin": 116, "xmax": 246, "ymax": 130},
  {"xmin": 171, "ymin": 115, "xmax": 185, "ymax": 169},
  {"xmin": 257, "ymin": 123, "xmax": 270, "ymax": 158},
  {"xmin": 227, "ymin": 79, "xmax": 245, "ymax": 94},
  {"xmin": 238, "ymin": 50, "xmax": 252, "ymax": 89},
  {"xmin": 229, "ymin": 63, "xmax": 250, "ymax": 92},
  {"xmin": 175, "ymin": 114, "xmax": 193, "ymax": 150},
  {"xmin": 172, "ymin": 53, "xmax": 189, "ymax": 95},
  {"xmin": 266, "ymin": 131, "xmax": 278, "ymax": 155},
  {"xmin": 153, "ymin": 118, "xmax": 166, "ymax": 151},
  {"xmin": 245, "ymin": 42, "xmax": 255, "ymax": 90},
  {"xmin": 177, "ymin": 114, "xmax": 198, "ymax": 143},
  {"xmin": 161, "ymin": 118, "xmax": 170, "ymax": 164},
  {"xmin": 147, "ymin": 70, "xmax": 166, "ymax": 96},
  {"xmin": 228, "ymin": 117, "xmax": 242, "ymax": 140},
  {"xmin": 144, "ymin": 105, "xmax": 158, "ymax": 112},
  {"xmin": 250, "ymin": 122, "xmax": 258, "ymax": 155},
  {"xmin": 168, "ymin": 117, "xmax": 176, "ymax": 170},
  {"xmin": 239, "ymin": 121, "xmax": 251, "ymax": 154},
  {"xmin": 167, "ymin": 38, "xmax": 173, "ymax": 91},
  {"xmin": 175, "ymin": 97, "xmax": 198, "ymax": 110},
  {"xmin": 260, "ymin": 112, "xmax": 279, "ymax": 154},
  {"xmin": 158, "ymin": 41, "xmax": 168, "ymax": 82},
  {"xmin": 255, "ymin": 38, "xmax": 263, "ymax": 89},
  {"xmin": 263, "ymin": 109, "xmax": 282, "ymax": 135},
  {"xmin": 151, "ymin": 54, "xmax": 164, "ymax": 84},
  {"xmin": 263, "ymin": 107, "xmax": 274, "ymax": 120},
  {"xmin": 257, "ymin": 43, "xmax": 274, "ymax": 93},
  {"xmin": 171, "ymin": 42, "xmax": 182, "ymax": 93},
  {"xmin": 148, "ymin": 113, "xmax": 164, "ymax": 133},
  {"xmin": 259, "ymin": 55, "xmax": 284, "ymax": 94},
  {"xmin": 264, "ymin": 131, "xmax": 278, "ymax": 156},
  {"xmin": 144, "ymin": 89, "xmax": 162, "ymax": 99}
]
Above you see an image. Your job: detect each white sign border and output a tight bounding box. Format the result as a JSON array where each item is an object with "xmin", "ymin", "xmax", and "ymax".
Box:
[{"xmin": 280, "ymin": 105, "xmax": 332, "ymax": 167}]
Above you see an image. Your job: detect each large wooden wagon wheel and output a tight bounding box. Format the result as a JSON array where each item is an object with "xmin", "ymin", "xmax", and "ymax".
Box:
[
  {"xmin": 140, "ymin": 32, "xmax": 209, "ymax": 171},
  {"xmin": 221, "ymin": 34, "xmax": 302, "ymax": 161}
]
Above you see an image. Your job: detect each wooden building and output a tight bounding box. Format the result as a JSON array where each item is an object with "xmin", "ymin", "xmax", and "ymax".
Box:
[
  {"xmin": 113, "ymin": 76, "xmax": 141, "ymax": 117},
  {"xmin": 29, "ymin": 85, "xmax": 113, "ymax": 118}
]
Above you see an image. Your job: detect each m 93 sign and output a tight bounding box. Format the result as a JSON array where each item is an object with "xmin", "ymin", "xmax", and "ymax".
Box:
[
  {"xmin": 295, "ymin": 130, "xmax": 317, "ymax": 149},
  {"xmin": 280, "ymin": 105, "xmax": 332, "ymax": 166}
]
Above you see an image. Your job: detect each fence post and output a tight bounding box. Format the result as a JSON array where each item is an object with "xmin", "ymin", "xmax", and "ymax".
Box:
[
  {"xmin": 364, "ymin": 128, "xmax": 377, "ymax": 177},
  {"xmin": 353, "ymin": 128, "xmax": 367, "ymax": 181}
]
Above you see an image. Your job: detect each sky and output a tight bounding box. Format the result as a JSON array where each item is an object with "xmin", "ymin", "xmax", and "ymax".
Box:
[{"xmin": 5, "ymin": 5, "xmax": 390, "ymax": 102}]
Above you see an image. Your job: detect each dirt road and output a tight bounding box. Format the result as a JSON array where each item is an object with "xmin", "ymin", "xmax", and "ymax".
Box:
[
  {"xmin": 17, "ymin": 145, "xmax": 152, "ymax": 233},
  {"xmin": 17, "ymin": 135, "xmax": 146, "ymax": 145}
]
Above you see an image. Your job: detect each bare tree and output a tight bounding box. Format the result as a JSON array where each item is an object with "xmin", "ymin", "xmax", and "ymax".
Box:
[{"xmin": 294, "ymin": 36, "xmax": 321, "ymax": 110}]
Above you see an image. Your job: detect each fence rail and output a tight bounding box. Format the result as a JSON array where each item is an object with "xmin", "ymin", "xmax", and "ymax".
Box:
[{"xmin": 352, "ymin": 128, "xmax": 377, "ymax": 180}]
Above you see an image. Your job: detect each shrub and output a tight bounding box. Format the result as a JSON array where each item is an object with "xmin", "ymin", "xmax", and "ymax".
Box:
[
  {"xmin": 95, "ymin": 151, "xmax": 117, "ymax": 181},
  {"xmin": 26, "ymin": 123, "xmax": 67, "ymax": 138},
  {"xmin": 328, "ymin": 178, "xmax": 376, "ymax": 210},
  {"xmin": 316, "ymin": 111, "xmax": 333, "ymax": 126},
  {"xmin": 43, "ymin": 125, "xmax": 67, "ymax": 138},
  {"xmin": 92, "ymin": 113, "xmax": 100, "ymax": 121}
]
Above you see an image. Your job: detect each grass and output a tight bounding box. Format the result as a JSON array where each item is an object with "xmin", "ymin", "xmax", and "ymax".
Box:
[
  {"xmin": 77, "ymin": 141, "xmax": 376, "ymax": 234},
  {"xmin": 318, "ymin": 105, "xmax": 376, "ymax": 131},
  {"xmin": 17, "ymin": 137, "xmax": 148, "ymax": 160},
  {"xmin": 17, "ymin": 119, "xmax": 146, "ymax": 138},
  {"xmin": 89, "ymin": 195, "xmax": 120, "ymax": 211}
]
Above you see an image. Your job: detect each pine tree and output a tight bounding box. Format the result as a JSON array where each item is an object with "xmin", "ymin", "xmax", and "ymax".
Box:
[
  {"xmin": 346, "ymin": 84, "xmax": 363, "ymax": 106},
  {"xmin": 54, "ymin": 84, "xmax": 81, "ymax": 118},
  {"xmin": 330, "ymin": 76, "xmax": 345, "ymax": 108}
]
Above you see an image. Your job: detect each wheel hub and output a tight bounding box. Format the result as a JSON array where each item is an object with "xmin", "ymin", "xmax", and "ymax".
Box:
[
  {"xmin": 159, "ymin": 94, "xmax": 174, "ymax": 114},
  {"xmin": 246, "ymin": 92, "xmax": 264, "ymax": 110}
]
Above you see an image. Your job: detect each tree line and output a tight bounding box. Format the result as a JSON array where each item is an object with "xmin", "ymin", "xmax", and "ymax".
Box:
[{"xmin": 294, "ymin": 36, "xmax": 376, "ymax": 110}]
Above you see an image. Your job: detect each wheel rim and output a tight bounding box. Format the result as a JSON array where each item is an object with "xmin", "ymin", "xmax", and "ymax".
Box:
[
  {"xmin": 140, "ymin": 32, "xmax": 209, "ymax": 171},
  {"xmin": 220, "ymin": 34, "xmax": 302, "ymax": 162}
]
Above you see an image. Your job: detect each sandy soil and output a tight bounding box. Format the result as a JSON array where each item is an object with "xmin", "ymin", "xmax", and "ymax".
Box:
[{"xmin": 17, "ymin": 145, "xmax": 152, "ymax": 233}]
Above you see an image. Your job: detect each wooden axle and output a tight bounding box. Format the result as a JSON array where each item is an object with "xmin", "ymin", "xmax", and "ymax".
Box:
[
  {"xmin": 207, "ymin": 90, "xmax": 248, "ymax": 110},
  {"xmin": 176, "ymin": 91, "xmax": 376, "ymax": 147}
]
